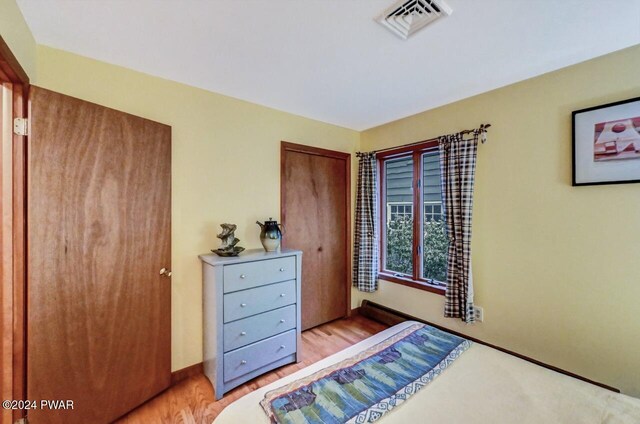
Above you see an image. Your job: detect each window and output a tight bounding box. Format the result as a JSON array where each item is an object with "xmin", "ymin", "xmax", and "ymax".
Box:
[
  {"xmin": 424, "ymin": 203, "xmax": 443, "ymax": 222},
  {"xmin": 379, "ymin": 140, "xmax": 448, "ymax": 294},
  {"xmin": 387, "ymin": 203, "xmax": 413, "ymax": 223},
  {"xmin": 383, "ymin": 156, "xmax": 414, "ymax": 276}
]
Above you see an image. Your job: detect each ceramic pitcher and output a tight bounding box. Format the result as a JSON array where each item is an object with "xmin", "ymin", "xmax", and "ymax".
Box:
[{"xmin": 256, "ymin": 218, "xmax": 283, "ymax": 252}]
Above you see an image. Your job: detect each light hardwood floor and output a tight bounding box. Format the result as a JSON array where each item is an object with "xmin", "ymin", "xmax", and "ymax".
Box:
[{"xmin": 117, "ymin": 314, "xmax": 388, "ymax": 424}]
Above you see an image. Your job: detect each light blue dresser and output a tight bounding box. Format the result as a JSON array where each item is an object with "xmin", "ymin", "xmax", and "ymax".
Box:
[{"xmin": 199, "ymin": 249, "xmax": 302, "ymax": 399}]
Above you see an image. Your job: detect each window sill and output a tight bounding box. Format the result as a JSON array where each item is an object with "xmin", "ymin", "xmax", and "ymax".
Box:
[{"xmin": 378, "ymin": 273, "xmax": 446, "ymax": 296}]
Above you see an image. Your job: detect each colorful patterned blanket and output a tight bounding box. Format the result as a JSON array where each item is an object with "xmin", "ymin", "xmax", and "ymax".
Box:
[{"xmin": 260, "ymin": 323, "xmax": 471, "ymax": 424}]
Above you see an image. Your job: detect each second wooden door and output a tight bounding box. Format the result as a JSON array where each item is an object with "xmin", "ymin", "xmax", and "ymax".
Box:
[
  {"xmin": 281, "ymin": 142, "xmax": 350, "ymax": 330},
  {"xmin": 27, "ymin": 87, "xmax": 172, "ymax": 423}
]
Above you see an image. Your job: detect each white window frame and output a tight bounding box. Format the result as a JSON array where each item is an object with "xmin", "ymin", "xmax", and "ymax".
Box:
[
  {"xmin": 423, "ymin": 201, "xmax": 444, "ymax": 222},
  {"xmin": 386, "ymin": 202, "xmax": 413, "ymax": 224}
]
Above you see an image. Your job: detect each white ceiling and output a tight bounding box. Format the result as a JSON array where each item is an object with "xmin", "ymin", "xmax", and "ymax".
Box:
[{"xmin": 17, "ymin": 0, "xmax": 640, "ymax": 130}]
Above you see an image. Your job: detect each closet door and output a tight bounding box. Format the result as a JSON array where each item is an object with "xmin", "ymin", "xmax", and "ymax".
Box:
[
  {"xmin": 281, "ymin": 142, "xmax": 350, "ymax": 330},
  {"xmin": 27, "ymin": 87, "xmax": 171, "ymax": 423}
]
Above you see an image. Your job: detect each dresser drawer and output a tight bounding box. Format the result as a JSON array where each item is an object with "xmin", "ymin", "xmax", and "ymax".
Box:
[
  {"xmin": 223, "ymin": 280, "xmax": 296, "ymax": 323},
  {"xmin": 223, "ymin": 256, "xmax": 296, "ymax": 293},
  {"xmin": 223, "ymin": 330, "xmax": 296, "ymax": 382},
  {"xmin": 223, "ymin": 305, "xmax": 296, "ymax": 352}
]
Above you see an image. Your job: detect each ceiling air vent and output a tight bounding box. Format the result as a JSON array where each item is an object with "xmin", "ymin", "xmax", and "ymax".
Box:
[{"xmin": 376, "ymin": 0, "xmax": 452, "ymax": 39}]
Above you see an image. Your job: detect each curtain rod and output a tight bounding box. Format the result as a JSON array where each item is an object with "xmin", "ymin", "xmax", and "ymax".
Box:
[{"xmin": 367, "ymin": 123, "xmax": 491, "ymax": 155}]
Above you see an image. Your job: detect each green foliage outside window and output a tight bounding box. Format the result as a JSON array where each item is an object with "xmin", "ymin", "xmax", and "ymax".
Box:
[
  {"xmin": 385, "ymin": 217, "xmax": 413, "ymax": 275},
  {"xmin": 385, "ymin": 216, "xmax": 448, "ymax": 283},
  {"xmin": 422, "ymin": 219, "xmax": 448, "ymax": 283}
]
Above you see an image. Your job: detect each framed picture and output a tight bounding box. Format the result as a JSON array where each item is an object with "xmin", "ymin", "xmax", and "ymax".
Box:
[{"xmin": 572, "ymin": 96, "xmax": 640, "ymax": 186}]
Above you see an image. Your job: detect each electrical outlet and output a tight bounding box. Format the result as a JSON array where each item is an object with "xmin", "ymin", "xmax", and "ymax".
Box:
[{"xmin": 472, "ymin": 305, "xmax": 483, "ymax": 322}]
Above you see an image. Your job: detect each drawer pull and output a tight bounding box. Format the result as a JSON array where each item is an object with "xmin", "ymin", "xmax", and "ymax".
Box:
[
  {"xmin": 240, "ymin": 360, "xmax": 247, "ymax": 365},
  {"xmin": 240, "ymin": 331, "xmax": 247, "ymax": 336},
  {"xmin": 280, "ymin": 319, "xmax": 286, "ymax": 323},
  {"xmin": 240, "ymin": 274, "xmax": 246, "ymax": 279},
  {"xmin": 279, "ymin": 268, "xmax": 285, "ymax": 272},
  {"xmin": 280, "ymin": 293, "xmax": 286, "ymax": 297},
  {"xmin": 241, "ymin": 303, "xmax": 247, "ymax": 307}
]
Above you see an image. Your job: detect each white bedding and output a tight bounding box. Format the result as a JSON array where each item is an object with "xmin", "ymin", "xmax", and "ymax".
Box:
[{"xmin": 214, "ymin": 321, "xmax": 640, "ymax": 424}]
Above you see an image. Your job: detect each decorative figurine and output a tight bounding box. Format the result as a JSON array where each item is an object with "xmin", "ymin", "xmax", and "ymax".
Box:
[
  {"xmin": 211, "ymin": 223, "xmax": 245, "ymax": 257},
  {"xmin": 256, "ymin": 218, "xmax": 283, "ymax": 252}
]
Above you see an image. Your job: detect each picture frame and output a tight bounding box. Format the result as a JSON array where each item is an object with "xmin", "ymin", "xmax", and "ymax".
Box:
[{"xmin": 572, "ymin": 96, "xmax": 640, "ymax": 186}]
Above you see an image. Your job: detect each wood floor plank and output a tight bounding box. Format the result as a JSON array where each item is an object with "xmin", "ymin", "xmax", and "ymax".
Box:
[{"xmin": 117, "ymin": 314, "xmax": 387, "ymax": 423}]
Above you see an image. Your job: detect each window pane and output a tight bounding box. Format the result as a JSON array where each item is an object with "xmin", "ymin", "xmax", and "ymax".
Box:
[
  {"xmin": 384, "ymin": 156, "xmax": 413, "ymax": 275},
  {"xmin": 422, "ymin": 151, "xmax": 448, "ymax": 283}
]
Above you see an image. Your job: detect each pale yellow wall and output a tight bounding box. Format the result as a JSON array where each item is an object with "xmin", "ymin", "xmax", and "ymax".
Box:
[
  {"xmin": 0, "ymin": 0, "xmax": 36, "ymax": 79},
  {"xmin": 35, "ymin": 45, "xmax": 360, "ymax": 372},
  {"xmin": 357, "ymin": 44, "xmax": 640, "ymax": 396},
  {"xmin": 11, "ymin": 11, "xmax": 640, "ymax": 396}
]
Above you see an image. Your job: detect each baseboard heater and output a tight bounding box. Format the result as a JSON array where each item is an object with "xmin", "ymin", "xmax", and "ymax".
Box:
[{"xmin": 358, "ymin": 300, "xmax": 619, "ymax": 393}]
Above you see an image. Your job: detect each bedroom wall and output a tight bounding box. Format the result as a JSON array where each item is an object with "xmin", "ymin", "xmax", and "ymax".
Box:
[
  {"xmin": 0, "ymin": 0, "xmax": 36, "ymax": 79},
  {"xmin": 34, "ymin": 45, "xmax": 360, "ymax": 372},
  {"xmin": 356, "ymin": 44, "xmax": 640, "ymax": 396}
]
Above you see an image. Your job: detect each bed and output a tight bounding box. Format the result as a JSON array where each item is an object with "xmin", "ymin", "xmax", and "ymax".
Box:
[{"xmin": 214, "ymin": 320, "xmax": 640, "ymax": 424}]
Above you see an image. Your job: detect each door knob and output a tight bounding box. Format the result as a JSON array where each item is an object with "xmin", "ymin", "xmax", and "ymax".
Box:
[{"xmin": 160, "ymin": 268, "xmax": 172, "ymax": 277}]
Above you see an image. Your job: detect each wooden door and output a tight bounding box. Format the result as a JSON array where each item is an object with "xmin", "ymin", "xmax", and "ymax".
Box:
[
  {"xmin": 281, "ymin": 142, "xmax": 350, "ymax": 330},
  {"xmin": 27, "ymin": 87, "xmax": 172, "ymax": 424},
  {"xmin": 0, "ymin": 35, "xmax": 29, "ymax": 424}
]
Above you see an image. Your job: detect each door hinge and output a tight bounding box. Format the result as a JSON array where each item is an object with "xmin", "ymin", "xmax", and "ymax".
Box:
[{"xmin": 13, "ymin": 118, "xmax": 29, "ymax": 136}]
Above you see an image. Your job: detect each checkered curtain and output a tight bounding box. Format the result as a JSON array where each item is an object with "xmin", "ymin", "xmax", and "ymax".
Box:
[
  {"xmin": 439, "ymin": 132, "xmax": 479, "ymax": 323},
  {"xmin": 353, "ymin": 152, "xmax": 379, "ymax": 292}
]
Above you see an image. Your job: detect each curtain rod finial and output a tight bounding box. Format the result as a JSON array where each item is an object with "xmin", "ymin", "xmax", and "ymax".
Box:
[{"xmin": 480, "ymin": 123, "xmax": 490, "ymax": 143}]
